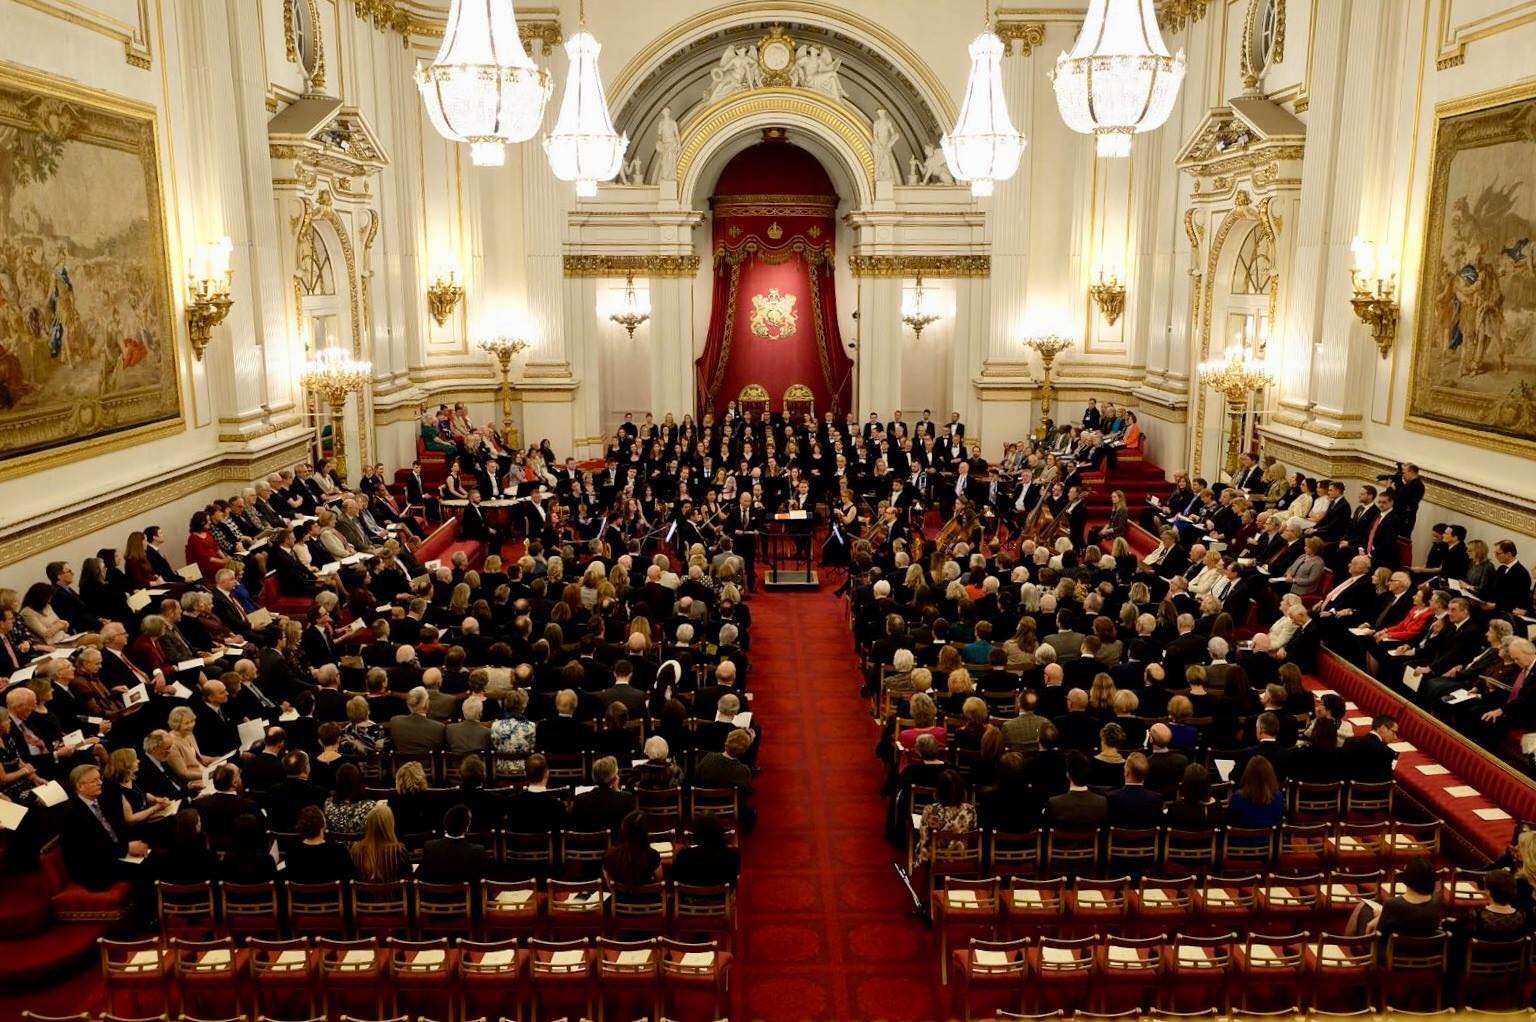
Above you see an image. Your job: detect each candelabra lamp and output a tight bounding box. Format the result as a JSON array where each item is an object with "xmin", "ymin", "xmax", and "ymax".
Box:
[
  {"xmin": 1025, "ymin": 334, "xmax": 1074, "ymax": 423},
  {"xmin": 186, "ymin": 238, "xmax": 234, "ymax": 360},
  {"xmin": 1198, "ymin": 346, "xmax": 1274, "ymax": 477},
  {"xmin": 426, "ymin": 272, "xmax": 465, "ymax": 327},
  {"xmin": 1348, "ymin": 239, "xmax": 1399, "ymax": 357},
  {"xmin": 477, "ymin": 334, "xmax": 531, "ymax": 447},
  {"xmin": 1088, "ymin": 268, "xmax": 1126, "ymax": 326},
  {"xmin": 609, "ymin": 274, "xmax": 650, "ymax": 339},
  {"xmin": 901, "ymin": 275, "xmax": 942, "ymax": 339},
  {"xmin": 301, "ymin": 348, "xmax": 372, "ymax": 480}
]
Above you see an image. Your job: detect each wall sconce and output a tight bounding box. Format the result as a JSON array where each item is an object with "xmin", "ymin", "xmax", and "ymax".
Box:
[
  {"xmin": 186, "ymin": 237, "xmax": 234, "ymax": 360},
  {"xmin": 1349, "ymin": 236, "xmax": 1399, "ymax": 357},
  {"xmin": 426, "ymin": 272, "xmax": 465, "ymax": 326},
  {"xmin": 608, "ymin": 273, "xmax": 650, "ymax": 339},
  {"xmin": 901, "ymin": 274, "xmax": 942, "ymax": 339},
  {"xmin": 1088, "ymin": 266, "xmax": 1126, "ymax": 326}
]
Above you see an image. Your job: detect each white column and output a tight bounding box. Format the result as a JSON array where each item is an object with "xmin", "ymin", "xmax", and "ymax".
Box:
[
  {"xmin": 856, "ymin": 275, "xmax": 903, "ymax": 414},
  {"xmin": 650, "ymin": 274, "xmax": 694, "ymax": 417}
]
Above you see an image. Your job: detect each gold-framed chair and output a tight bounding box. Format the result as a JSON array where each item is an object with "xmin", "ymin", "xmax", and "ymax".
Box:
[
  {"xmin": 738, "ymin": 383, "xmax": 770, "ymax": 420},
  {"xmin": 783, "ymin": 383, "xmax": 815, "ymax": 421}
]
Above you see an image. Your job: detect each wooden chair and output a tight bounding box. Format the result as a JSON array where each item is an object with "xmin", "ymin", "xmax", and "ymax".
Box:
[{"xmin": 933, "ymin": 876, "xmax": 1003, "ymax": 984}]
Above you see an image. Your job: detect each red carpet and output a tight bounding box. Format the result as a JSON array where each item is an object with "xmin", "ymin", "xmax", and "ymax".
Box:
[{"xmin": 733, "ymin": 581, "xmax": 940, "ymax": 1022}]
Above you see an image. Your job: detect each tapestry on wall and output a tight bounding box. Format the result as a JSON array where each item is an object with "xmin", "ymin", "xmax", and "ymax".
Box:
[
  {"xmin": 1408, "ymin": 87, "xmax": 1536, "ymax": 456},
  {"xmin": 0, "ymin": 65, "xmax": 181, "ymax": 472}
]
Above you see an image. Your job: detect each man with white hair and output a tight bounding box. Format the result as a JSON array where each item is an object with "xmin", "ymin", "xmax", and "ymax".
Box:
[
  {"xmin": 421, "ymin": 668, "xmax": 456, "ymax": 721},
  {"xmin": 389, "ymin": 686, "xmax": 446, "ymax": 753},
  {"xmin": 446, "ymin": 696, "xmax": 492, "ymax": 753},
  {"xmin": 1466, "ymin": 638, "xmax": 1536, "ymax": 740}
]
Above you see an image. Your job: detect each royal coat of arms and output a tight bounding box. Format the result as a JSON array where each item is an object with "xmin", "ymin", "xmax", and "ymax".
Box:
[{"xmin": 749, "ymin": 288, "xmax": 798, "ymax": 339}]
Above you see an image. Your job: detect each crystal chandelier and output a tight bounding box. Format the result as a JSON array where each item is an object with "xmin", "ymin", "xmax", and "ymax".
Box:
[
  {"xmin": 1050, "ymin": 0, "xmax": 1187, "ymax": 158},
  {"xmin": 941, "ymin": 0, "xmax": 1026, "ymax": 197},
  {"xmin": 543, "ymin": 0, "xmax": 628, "ymax": 197},
  {"xmin": 609, "ymin": 274, "xmax": 650, "ymax": 339},
  {"xmin": 301, "ymin": 346, "xmax": 372, "ymax": 405},
  {"xmin": 901, "ymin": 275, "xmax": 942, "ymax": 338},
  {"xmin": 416, "ymin": 0, "xmax": 552, "ymax": 168},
  {"xmin": 1197, "ymin": 345, "xmax": 1273, "ymax": 403}
]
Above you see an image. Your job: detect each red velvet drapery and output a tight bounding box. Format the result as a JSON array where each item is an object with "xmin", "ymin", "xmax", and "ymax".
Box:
[{"xmin": 694, "ymin": 131, "xmax": 854, "ymax": 417}]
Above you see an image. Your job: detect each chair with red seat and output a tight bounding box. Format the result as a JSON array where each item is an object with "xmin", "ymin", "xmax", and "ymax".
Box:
[
  {"xmin": 1290, "ymin": 780, "xmax": 1343, "ymax": 820},
  {"xmin": 1276, "ymin": 822, "xmax": 1331, "ymax": 873},
  {"xmin": 1378, "ymin": 931, "xmax": 1451, "ymax": 1011},
  {"xmin": 1191, "ymin": 873, "xmax": 1258, "ymax": 935},
  {"xmin": 1004, "ymin": 876, "xmax": 1066, "ymax": 941},
  {"xmin": 156, "ymin": 881, "xmax": 217, "ymax": 940},
  {"xmin": 1094, "ymin": 933, "xmax": 1165, "ymax": 1013},
  {"xmin": 1303, "ymin": 931, "xmax": 1377, "ymax": 1012},
  {"xmin": 930, "ymin": 827, "xmax": 986, "ymax": 896},
  {"xmin": 1044, "ymin": 827, "xmax": 1100, "ymax": 876},
  {"xmin": 527, "ymin": 937, "xmax": 596, "ymax": 1022},
  {"xmin": 169, "ymin": 937, "xmax": 247, "ymax": 1020},
  {"xmin": 950, "ymin": 937, "xmax": 1029, "ymax": 1022},
  {"xmin": 385, "ymin": 936, "xmax": 459, "ymax": 1018},
  {"xmin": 657, "ymin": 937, "xmax": 732, "ymax": 1022},
  {"xmin": 637, "ymin": 786, "xmax": 683, "ymax": 827},
  {"xmin": 933, "ymin": 876, "xmax": 1002, "ymax": 984},
  {"xmin": 608, "ymin": 880, "xmax": 668, "ymax": 938},
  {"xmin": 1162, "ymin": 828, "xmax": 1218, "ymax": 876},
  {"xmin": 247, "ymin": 937, "xmax": 317, "ymax": 1020},
  {"xmin": 1344, "ymin": 780, "xmax": 1395, "ymax": 820},
  {"xmin": 286, "ymin": 880, "xmax": 347, "ymax": 937},
  {"xmin": 1024, "ymin": 934, "xmax": 1097, "ymax": 1014},
  {"xmin": 560, "ymin": 829, "xmax": 612, "ymax": 880},
  {"xmin": 412, "ymin": 880, "xmax": 473, "ymax": 938},
  {"xmin": 1127, "ymin": 874, "xmax": 1195, "ymax": 938},
  {"xmin": 547, "ymin": 878, "xmax": 607, "ymax": 939},
  {"xmin": 219, "ymin": 881, "xmax": 281, "ymax": 939},
  {"xmin": 1381, "ymin": 819, "xmax": 1441, "ymax": 867},
  {"xmin": 987, "ymin": 830, "xmax": 1042, "ymax": 877},
  {"xmin": 351, "ymin": 880, "xmax": 411, "ymax": 938},
  {"xmin": 1231, "ymin": 931, "xmax": 1307, "ymax": 1012},
  {"xmin": 595, "ymin": 936, "xmax": 660, "ymax": 1022},
  {"xmin": 670, "ymin": 882, "xmax": 736, "ymax": 950},
  {"xmin": 1105, "ymin": 826, "xmax": 1160, "ymax": 875},
  {"xmin": 1068, "ymin": 876, "xmax": 1129, "ymax": 940},
  {"xmin": 458, "ymin": 938, "xmax": 529, "ymax": 1022},
  {"xmin": 687, "ymin": 786, "xmax": 739, "ymax": 826},
  {"xmin": 317, "ymin": 937, "xmax": 388, "ymax": 1020},
  {"xmin": 1159, "ymin": 931, "xmax": 1234, "ymax": 1013},
  {"xmin": 1256, "ymin": 872, "xmax": 1322, "ymax": 930},
  {"xmin": 1459, "ymin": 936, "xmax": 1531, "ymax": 1011},
  {"xmin": 1218, "ymin": 826, "xmax": 1276, "ymax": 871},
  {"xmin": 481, "ymin": 879, "xmax": 542, "ymax": 941},
  {"xmin": 100, "ymin": 937, "xmax": 174, "ymax": 1017},
  {"xmin": 1329, "ymin": 821, "xmax": 1387, "ymax": 871},
  {"xmin": 19, "ymin": 1014, "xmax": 90, "ymax": 1022},
  {"xmin": 500, "ymin": 830, "xmax": 556, "ymax": 879}
]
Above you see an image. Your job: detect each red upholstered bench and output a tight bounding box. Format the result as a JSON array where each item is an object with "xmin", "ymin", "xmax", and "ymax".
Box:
[
  {"xmin": 39, "ymin": 838, "xmax": 131, "ymax": 924},
  {"xmin": 415, "ymin": 517, "xmax": 485, "ymax": 568},
  {"xmin": 1314, "ymin": 651, "xmax": 1536, "ymax": 860},
  {"xmin": 261, "ymin": 570, "xmax": 314, "ymax": 618}
]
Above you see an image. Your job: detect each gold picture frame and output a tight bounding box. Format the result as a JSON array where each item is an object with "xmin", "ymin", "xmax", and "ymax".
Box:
[
  {"xmin": 1404, "ymin": 78, "xmax": 1536, "ymax": 459},
  {"xmin": 0, "ymin": 61, "xmax": 184, "ymax": 481}
]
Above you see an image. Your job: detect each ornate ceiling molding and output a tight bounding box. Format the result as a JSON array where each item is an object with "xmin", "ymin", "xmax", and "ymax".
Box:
[
  {"xmin": 848, "ymin": 255, "xmax": 991, "ymax": 278},
  {"xmin": 349, "ymin": 1, "xmax": 562, "ymax": 54},
  {"xmin": 1158, "ymin": 0, "xmax": 1213, "ymax": 33},
  {"xmin": 563, "ymin": 255, "xmax": 702, "ymax": 278}
]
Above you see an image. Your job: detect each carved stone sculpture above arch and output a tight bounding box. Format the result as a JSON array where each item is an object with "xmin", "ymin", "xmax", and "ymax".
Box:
[{"xmin": 614, "ymin": 14, "xmax": 945, "ymax": 189}]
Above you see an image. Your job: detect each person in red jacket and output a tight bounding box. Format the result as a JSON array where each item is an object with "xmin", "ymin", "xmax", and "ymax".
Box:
[{"xmin": 184, "ymin": 511, "xmax": 227, "ymax": 580}]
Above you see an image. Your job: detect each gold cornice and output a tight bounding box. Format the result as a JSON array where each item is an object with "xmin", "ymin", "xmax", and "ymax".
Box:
[
  {"xmin": 8, "ymin": 0, "xmax": 152, "ymax": 68},
  {"xmin": 848, "ymin": 255, "xmax": 991, "ymax": 279},
  {"xmin": 675, "ymin": 87, "xmax": 876, "ymax": 194},
  {"xmin": 993, "ymin": 20, "xmax": 1047, "ymax": 56},
  {"xmin": 352, "ymin": 1, "xmax": 562, "ymax": 53},
  {"xmin": 1158, "ymin": 0, "xmax": 1213, "ymax": 32},
  {"xmin": 562, "ymin": 254, "xmax": 701, "ymax": 278},
  {"xmin": 712, "ymin": 193, "xmax": 840, "ymax": 208}
]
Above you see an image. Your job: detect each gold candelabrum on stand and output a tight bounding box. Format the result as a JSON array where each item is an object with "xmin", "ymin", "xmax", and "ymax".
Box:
[
  {"xmin": 477, "ymin": 335, "xmax": 531, "ymax": 449},
  {"xmin": 301, "ymin": 348, "xmax": 372, "ymax": 481},
  {"xmin": 186, "ymin": 238, "xmax": 234, "ymax": 360},
  {"xmin": 1088, "ymin": 267, "xmax": 1126, "ymax": 326},
  {"xmin": 1348, "ymin": 237, "xmax": 1399, "ymax": 357},
  {"xmin": 1025, "ymin": 334, "xmax": 1074, "ymax": 433},
  {"xmin": 426, "ymin": 272, "xmax": 465, "ymax": 327},
  {"xmin": 1198, "ymin": 346, "xmax": 1274, "ymax": 478}
]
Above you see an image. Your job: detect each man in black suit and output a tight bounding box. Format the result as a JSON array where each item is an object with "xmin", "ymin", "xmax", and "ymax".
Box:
[
  {"xmin": 1060, "ymin": 485, "xmax": 1089, "ymax": 550},
  {"xmin": 60, "ymin": 764, "xmax": 149, "ymax": 891},
  {"xmin": 1230, "ymin": 452, "xmax": 1264, "ymax": 494},
  {"xmin": 46, "ymin": 562, "xmax": 101, "ymax": 633},
  {"xmin": 1488, "ymin": 541, "xmax": 1533, "ymax": 617},
  {"xmin": 242, "ymin": 727, "xmax": 288, "ymax": 794},
  {"xmin": 1105, "ymin": 753, "xmax": 1164, "ymax": 825},
  {"xmin": 459, "ymin": 489, "xmax": 503, "ymax": 547},
  {"xmin": 210, "ymin": 569, "xmax": 258, "ymax": 642},
  {"xmin": 269, "ymin": 529, "xmax": 317, "ymax": 597},
  {"xmin": 138, "ymin": 730, "xmax": 193, "ymax": 799},
  {"xmin": 1464, "ymin": 638, "xmax": 1536, "ymax": 743},
  {"xmin": 1315, "ymin": 554, "xmax": 1377, "ymax": 630},
  {"xmin": 1162, "ymin": 614, "xmax": 1208, "ymax": 683},
  {"xmin": 502, "ymin": 755, "xmax": 566, "ymax": 834},
  {"xmin": 1143, "ymin": 724, "xmax": 1189, "ymax": 797},
  {"xmin": 418, "ymin": 804, "xmax": 489, "ymax": 884},
  {"xmin": 1045, "ymin": 752, "xmax": 1108, "ymax": 826},
  {"xmin": 1053, "ymin": 689, "xmax": 1101, "ymax": 752},
  {"xmin": 196, "ymin": 763, "xmax": 262, "ymax": 850},
  {"xmin": 1364, "ymin": 492, "xmax": 1404, "ymax": 569},
  {"xmin": 567, "ymin": 756, "xmax": 636, "ymax": 833},
  {"xmin": 1340, "ymin": 716, "xmax": 1399, "ymax": 783},
  {"xmin": 260, "ymin": 750, "xmax": 328, "ymax": 832},
  {"xmin": 193, "ymin": 679, "xmax": 241, "ymax": 758},
  {"xmin": 536, "ymin": 690, "xmax": 589, "ymax": 755}
]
